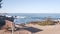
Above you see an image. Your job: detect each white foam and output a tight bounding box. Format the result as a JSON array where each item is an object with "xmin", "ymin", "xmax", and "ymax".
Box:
[
  {"xmin": 6, "ymin": 15, "xmax": 12, "ymax": 17},
  {"xmin": 15, "ymin": 16, "xmax": 26, "ymax": 19}
]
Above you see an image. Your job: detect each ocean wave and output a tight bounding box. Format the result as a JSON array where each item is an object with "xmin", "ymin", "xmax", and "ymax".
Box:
[{"xmin": 15, "ymin": 16, "xmax": 26, "ymax": 19}]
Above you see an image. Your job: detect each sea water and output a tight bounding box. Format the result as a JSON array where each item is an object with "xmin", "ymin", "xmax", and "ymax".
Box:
[{"xmin": 7, "ymin": 13, "xmax": 60, "ymax": 24}]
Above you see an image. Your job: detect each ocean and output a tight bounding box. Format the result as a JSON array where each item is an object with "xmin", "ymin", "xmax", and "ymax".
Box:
[{"xmin": 7, "ymin": 13, "xmax": 60, "ymax": 24}]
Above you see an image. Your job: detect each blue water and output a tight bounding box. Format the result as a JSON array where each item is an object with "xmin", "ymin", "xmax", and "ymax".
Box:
[{"xmin": 7, "ymin": 13, "xmax": 60, "ymax": 24}]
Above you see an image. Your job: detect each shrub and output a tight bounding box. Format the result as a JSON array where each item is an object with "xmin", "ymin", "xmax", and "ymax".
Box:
[{"xmin": 29, "ymin": 17, "xmax": 56, "ymax": 26}]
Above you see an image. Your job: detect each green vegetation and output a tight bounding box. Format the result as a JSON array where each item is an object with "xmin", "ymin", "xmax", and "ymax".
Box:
[
  {"xmin": 38, "ymin": 17, "xmax": 55, "ymax": 26},
  {"xmin": 29, "ymin": 17, "xmax": 58, "ymax": 26},
  {"xmin": 0, "ymin": 0, "xmax": 2, "ymax": 8}
]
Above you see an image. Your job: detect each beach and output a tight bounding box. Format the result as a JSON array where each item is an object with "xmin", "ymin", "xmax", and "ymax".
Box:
[
  {"xmin": 0, "ymin": 24, "xmax": 60, "ymax": 34},
  {"xmin": 25, "ymin": 24, "xmax": 60, "ymax": 34}
]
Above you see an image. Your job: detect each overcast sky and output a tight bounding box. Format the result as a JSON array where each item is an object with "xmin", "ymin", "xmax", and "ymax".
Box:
[{"xmin": 0, "ymin": 0, "xmax": 60, "ymax": 13}]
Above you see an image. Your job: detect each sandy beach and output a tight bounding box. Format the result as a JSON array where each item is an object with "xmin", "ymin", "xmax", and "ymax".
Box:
[
  {"xmin": 0, "ymin": 24, "xmax": 60, "ymax": 34},
  {"xmin": 25, "ymin": 24, "xmax": 60, "ymax": 34}
]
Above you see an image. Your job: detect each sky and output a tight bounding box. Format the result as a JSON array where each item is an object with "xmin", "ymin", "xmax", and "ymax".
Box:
[{"xmin": 0, "ymin": 0, "xmax": 60, "ymax": 13}]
